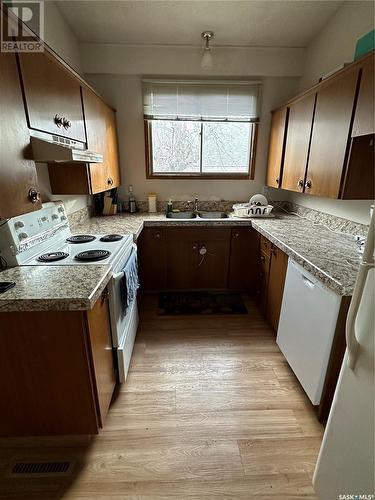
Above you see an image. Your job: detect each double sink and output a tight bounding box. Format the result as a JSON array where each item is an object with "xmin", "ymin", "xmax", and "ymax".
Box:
[{"xmin": 166, "ymin": 211, "xmax": 228, "ymax": 219}]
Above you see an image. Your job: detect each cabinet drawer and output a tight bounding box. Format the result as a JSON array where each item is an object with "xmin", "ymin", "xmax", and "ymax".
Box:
[{"xmin": 260, "ymin": 235, "xmax": 272, "ymax": 256}]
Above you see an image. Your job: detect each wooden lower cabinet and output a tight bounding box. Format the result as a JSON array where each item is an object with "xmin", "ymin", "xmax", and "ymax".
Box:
[
  {"xmin": 228, "ymin": 228, "xmax": 258, "ymax": 291},
  {"xmin": 0, "ymin": 289, "xmax": 115, "ymax": 437},
  {"xmin": 256, "ymin": 235, "xmax": 288, "ymax": 332},
  {"xmin": 138, "ymin": 226, "xmax": 258, "ymax": 291},
  {"xmin": 166, "ymin": 228, "xmax": 231, "ymax": 290},
  {"xmin": 266, "ymin": 245, "xmax": 288, "ymax": 331},
  {"xmin": 138, "ymin": 228, "xmax": 167, "ymax": 290}
]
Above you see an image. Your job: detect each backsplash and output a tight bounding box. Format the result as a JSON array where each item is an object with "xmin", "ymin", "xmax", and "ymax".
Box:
[
  {"xmin": 66, "ymin": 199, "xmax": 370, "ymax": 237},
  {"xmin": 118, "ymin": 199, "xmax": 244, "ymax": 213},
  {"xmin": 277, "ymin": 201, "xmax": 370, "ymax": 236},
  {"xmin": 67, "ymin": 206, "xmax": 92, "ymax": 228}
]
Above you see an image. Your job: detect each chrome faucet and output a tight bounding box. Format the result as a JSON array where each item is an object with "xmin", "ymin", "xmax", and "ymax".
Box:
[{"xmin": 185, "ymin": 197, "xmax": 199, "ymax": 213}]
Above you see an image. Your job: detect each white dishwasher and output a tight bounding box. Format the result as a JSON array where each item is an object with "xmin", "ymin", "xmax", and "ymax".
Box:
[{"xmin": 277, "ymin": 259, "xmax": 341, "ymax": 405}]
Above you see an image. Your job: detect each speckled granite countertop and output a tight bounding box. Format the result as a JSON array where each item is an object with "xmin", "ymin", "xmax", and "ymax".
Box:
[
  {"xmin": 71, "ymin": 212, "xmax": 253, "ymax": 239},
  {"xmin": 73, "ymin": 211, "xmax": 362, "ymax": 296},
  {"xmin": 0, "ymin": 265, "xmax": 112, "ymax": 312},
  {"xmin": 0, "ymin": 211, "xmax": 363, "ymax": 312},
  {"xmin": 250, "ymin": 216, "xmax": 361, "ymax": 296}
]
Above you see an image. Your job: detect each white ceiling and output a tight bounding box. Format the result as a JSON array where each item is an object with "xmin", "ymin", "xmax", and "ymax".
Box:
[{"xmin": 55, "ymin": 0, "xmax": 343, "ymax": 48}]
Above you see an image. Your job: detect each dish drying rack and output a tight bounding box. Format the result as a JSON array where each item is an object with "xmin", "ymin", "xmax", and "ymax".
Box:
[{"xmin": 232, "ymin": 203, "xmax": 274, "ymax": 218}]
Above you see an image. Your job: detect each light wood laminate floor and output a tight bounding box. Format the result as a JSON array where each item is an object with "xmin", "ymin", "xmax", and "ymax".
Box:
[{"xmin": 0, "ymin": 295, "xmax": 323, "ymax": 499}]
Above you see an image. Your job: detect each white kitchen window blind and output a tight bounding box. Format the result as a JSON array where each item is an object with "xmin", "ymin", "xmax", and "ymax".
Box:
[{"xmin": 142, "ymin": 80, "xmax": 261, "ymax": 122}]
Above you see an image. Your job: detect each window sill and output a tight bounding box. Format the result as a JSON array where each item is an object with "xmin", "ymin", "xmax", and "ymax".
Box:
[{"xmin": 146, "ymin": 173, "xmax": 252, "ymax": 180}]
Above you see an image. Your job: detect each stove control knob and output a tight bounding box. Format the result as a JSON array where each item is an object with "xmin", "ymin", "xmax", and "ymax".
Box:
[
  {"xmin": 51, "ymin": 214, "xmax": 59, "ymax": 220},
  {"xmin": 18, "ymin": 232, "xmax": 28, "ymax": 240},
  {"xmin": 60, "ymin": 215, "xmax": 67, "ymax": 221},
  {"xmin": 14, "ymin": 221, "xmax": 25, "ymax": 229},
  {"xmin": 58, "ymin": 206, "xmax": 64, "ymax": 213}
]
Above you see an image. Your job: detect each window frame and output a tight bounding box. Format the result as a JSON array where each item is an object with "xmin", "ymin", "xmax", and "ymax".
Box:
[{"xmin": 144, "ymin": 119, "xmax": 258, "ymax": 180}]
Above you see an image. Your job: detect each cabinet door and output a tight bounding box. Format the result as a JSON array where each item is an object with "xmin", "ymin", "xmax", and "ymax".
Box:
[
  {"xmin": 305, "ymin": 67, "xmax": 359, "ymax": 198},
  {"xmin": 165, "ymin": 228, "xmax": 202, "ymax": 289},
  {"xmin": 82, "ymin": 87, "xmax": 121, "ymax": 194},
  {"xmin": 228, "ymin": 228, "xmax": 258, "ymax": 290},
  {"xmin": 266, "ymin": 245, "xmax": 288, "ymax": 332},
  {"xmin": 352, "ymin": 55, "xmax": 374, "ymax": 137},
  {"xmin": 138, "ymin": 228, "xmax": 167, "ymax": 291},
  {"xmin": 0, "ymin": 52, "xmax": 41, "ymax": 219},
  {"xmin": 165, "ymin": 228, "xmax": 231, "ymax": 290},
  {"xmin": 341, "ymin": 134, "xmax": 374, "ymax": 200},
  {"xmin": 86, "ymin": 289, "xmax": 116, "ymax": 427},
  {"xmin": 18, "ymin": 52, "xmax": 86, "ymax": 142},
  {"xmin": 281, "ymin": 94, "xmax": 315, "ymax": 193},
  {"xmin": 266, "ymin": 107, "xmax": 289, "ymax": 188},
  {"xmin": 256, "ymin": 250, "xmax": 270, "ymax": 315},
  {"xmin": 195, "ymin": 237, "xmax": 230, "ymax": 289}
]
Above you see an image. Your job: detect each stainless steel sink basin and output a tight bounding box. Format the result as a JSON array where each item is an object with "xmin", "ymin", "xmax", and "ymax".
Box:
[
  {"xmin": 198, "ymin": 211, "xmax": 228, "ymax": 219},
  {"xmin": 166, "ymin": 211, "xmax": 197, "ymax": 219}
]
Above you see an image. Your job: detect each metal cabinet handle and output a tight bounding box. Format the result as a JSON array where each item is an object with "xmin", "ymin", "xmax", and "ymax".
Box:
[
  {"xmin": 62, "ymin": 117, "xmax": 71, "ymax": 129},
  {"xmin": 54, "ymin": 114, "xmax": 63, "ymax": 127},
  {"xmin": 260, "ymin": 255, "xmax": 265, "ymax": 263},
  {"xmin": 101, "ymin": 288, "xmax": 110, "ymax": 302},
  {"xmin": 297, "ymin": 179, "xmax": 304, "ymax": 189},
  {"xmin": 305, "ymin": 179, "xmax": 312, "ymax": 189},
  {"xmin": 107, "ymin": 177, "xmax": 114, "ymax": 186},
  {"xmin": 276, "ymin": 177, "xmax": 280, "ymax": 185},
  {"xmin": 28, "ymin": 188, "xmax": 40, "ymax": 203},
  {"xmin": 155, "ymin": 232, "xmax": 161, "ymax": 239},
  {"xmin": 234, "ymin": 232, "xmax": 239, "ymax": 238}
]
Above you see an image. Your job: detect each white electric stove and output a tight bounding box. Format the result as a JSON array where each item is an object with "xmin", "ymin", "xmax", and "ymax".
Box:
[{"xmin": 0, "ymin": 201, "xmax": 138, "ymax": 383}]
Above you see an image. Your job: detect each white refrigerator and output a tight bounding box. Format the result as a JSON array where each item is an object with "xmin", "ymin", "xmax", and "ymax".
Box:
[{"xmin": 313, "ymin": 210, "xmax": 375, "ymax": 500}]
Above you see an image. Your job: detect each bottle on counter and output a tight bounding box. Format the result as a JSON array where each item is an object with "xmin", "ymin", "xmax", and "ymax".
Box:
[
  {"xmin": 166, "ymin": 199, "xmax": 173, "ymax": 214},
  {"xmin": 128, "ymin": 185, "xmax": 137, "ymax": 213},
  {"xmin": 148, "ymin": 193, "xmax": 157, "ymax": 213}
]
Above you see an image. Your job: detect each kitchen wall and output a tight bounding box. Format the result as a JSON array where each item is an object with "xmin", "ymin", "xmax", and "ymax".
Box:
[
  {"xmin": 82, "ymin": 44, "xmax": 302, "ymax": 203},
  {"xmin": 299, "ymin": 1, "xmax": 374, "ymax": 91},
  {"xmin": 276, "ymin": 0, "xmax": 374, "ymax": 225},
  {"xmin": 85, "ymin": 73, "xmax": 299, "ymax": 203}
]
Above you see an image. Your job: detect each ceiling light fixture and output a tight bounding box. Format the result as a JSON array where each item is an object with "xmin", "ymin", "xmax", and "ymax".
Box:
[{"xmin": 201, "ymin": 31, "xmax": 214, "ymax": 69}]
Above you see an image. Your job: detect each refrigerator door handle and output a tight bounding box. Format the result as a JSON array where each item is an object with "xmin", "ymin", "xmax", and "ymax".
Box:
[{"xmin": 346, "ymin": 261, "xmax": 373, "ymax": 370}]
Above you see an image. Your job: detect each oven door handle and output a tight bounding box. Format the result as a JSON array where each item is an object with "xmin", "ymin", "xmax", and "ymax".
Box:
[{"xmin": 112, "ymin": 271, "xmax": 125, "ymax": 281}]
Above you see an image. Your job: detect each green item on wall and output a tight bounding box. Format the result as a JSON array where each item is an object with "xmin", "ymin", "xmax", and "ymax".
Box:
[{"xmin": 354, "ymin": 29, "xmax": 375, "ymax": 59}]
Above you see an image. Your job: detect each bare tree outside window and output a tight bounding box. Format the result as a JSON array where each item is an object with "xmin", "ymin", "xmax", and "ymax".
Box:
[{"xmin": 148, "ymin": 120, "xmax": 253, "ymax": 177}]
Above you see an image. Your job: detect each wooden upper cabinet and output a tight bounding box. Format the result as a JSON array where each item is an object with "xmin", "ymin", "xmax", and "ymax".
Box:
[
  {"xmin": 82, "ymin": 87, "xmax": 121, "ymax": 194},
  {"xmin": 266, "ymin": 107, "xmax": 289, "ymax": 188},
  {"xmin": 352, "ymin": 54, "xmax": 374, "ymax": 137},
  {"xmin": 281, "ymin": 93, "xmax": 316, "ymax": 193},
  {"xmin": 0, "ymin": 52, "xmax": 41, "ymax": 220},
  {"xmin": 305, "ymin": 67, "xmax": 359, "ymax": 198},
  {"xmin": 18, "ymin": 52, "xmax": 86, "ymax": 142}
]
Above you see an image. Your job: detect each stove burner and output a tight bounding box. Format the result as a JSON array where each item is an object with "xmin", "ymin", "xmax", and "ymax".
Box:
[
  {"xmin": 38, "ymin": 251, "xmax": 69, "ymax": 262},
  {"xmin": 99, "ymin": 234, "xmax": 124, "ymax": 242},
  {"xmin": 74, "ymin": 249, "xmax": 111, "ymax": 262},
  {"xmin": 66, "ymin": 235, "xmax": 96, "ymax": 244}
]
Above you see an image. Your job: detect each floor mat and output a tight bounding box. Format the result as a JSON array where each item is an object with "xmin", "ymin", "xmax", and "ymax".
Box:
[{"xmin": 158, "ymin": 292, "xmax": 248, "ymax": 315}]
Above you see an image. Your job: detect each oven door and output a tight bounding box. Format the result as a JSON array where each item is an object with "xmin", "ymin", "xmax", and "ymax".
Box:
[
  {"xmin": 117, "ymin": 299, "xmax": 139, "ymax": 383},
  {"xmin": 108, "ymin": 247, "xmax": 137, "ymax": 348}
]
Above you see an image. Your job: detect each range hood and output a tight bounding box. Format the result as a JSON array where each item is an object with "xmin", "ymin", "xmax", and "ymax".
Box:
[{"xmin": 30, "ymin": 132, "xmax": 103, "ymax": 163}]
